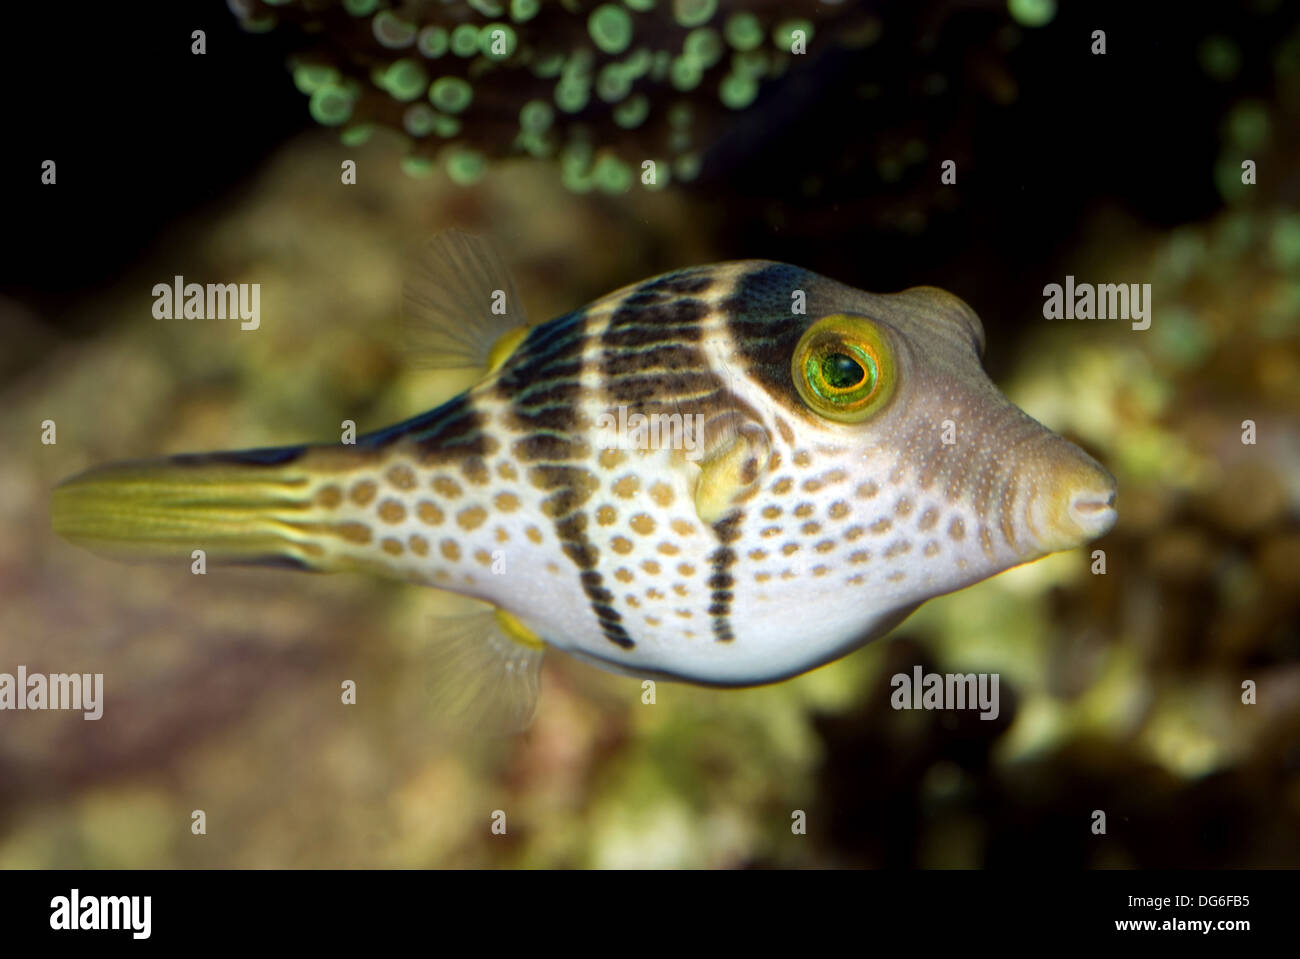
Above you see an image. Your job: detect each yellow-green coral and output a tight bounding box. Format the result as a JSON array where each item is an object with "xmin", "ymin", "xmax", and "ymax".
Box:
[{"xmin": 229, "ymin": 0, "xmax": 873, "ymax": 191}]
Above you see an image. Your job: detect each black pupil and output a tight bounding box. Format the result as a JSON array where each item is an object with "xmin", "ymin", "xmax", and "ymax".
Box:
[{"xmin": 821, "ymin": 353, "xmax": 864, "ymax": 389}]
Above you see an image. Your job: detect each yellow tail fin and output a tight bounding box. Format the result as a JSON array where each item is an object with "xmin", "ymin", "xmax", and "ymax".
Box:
[{"xmin": 51, "ymin": 448, "xmax": 324, "ymax": 569}]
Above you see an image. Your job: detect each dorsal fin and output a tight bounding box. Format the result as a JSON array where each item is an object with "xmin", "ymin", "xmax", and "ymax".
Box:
[{"xmin": 400, "ymin": 230, "xmax": 529, "ymax": 372}]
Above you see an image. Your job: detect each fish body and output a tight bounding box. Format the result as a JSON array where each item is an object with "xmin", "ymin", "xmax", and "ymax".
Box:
[{"xmin": 53, "ymin": 237, "xmax": 1117, "ymax": 718}]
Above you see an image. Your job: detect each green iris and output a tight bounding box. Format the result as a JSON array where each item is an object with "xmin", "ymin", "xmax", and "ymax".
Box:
[{"xmin": 808, "ymin": 347, "xmax": 875, "ymax": 400}]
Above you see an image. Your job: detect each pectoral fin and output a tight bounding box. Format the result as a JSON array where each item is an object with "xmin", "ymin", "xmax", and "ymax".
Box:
[{"xmin": 692, "ymin": 419, "xmax": 773, "ymax": 525}]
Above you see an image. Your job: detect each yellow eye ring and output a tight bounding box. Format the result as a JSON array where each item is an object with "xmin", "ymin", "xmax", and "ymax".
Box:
[{"xmin": 791, "ymin": 314, "xmax": 897, "ymax": 423}]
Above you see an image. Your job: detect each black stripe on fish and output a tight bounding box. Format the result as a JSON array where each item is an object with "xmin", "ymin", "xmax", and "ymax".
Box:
[
  {"xmin": 531, "ymin": 465, "xmax": 598, "ymax": 517},
  {"xmin": 722, "ymin": 263, "xmax": 812, "ymax": 414},
  {"xmin": 602, "ymin": 286, "xmax": 708, "ymax": 350},
  {"xmin": 550, "ymin": 492, "xmax": 635, "ymax": 651},
  {"xmin": 604, "ymin": 371, "xmax": 721, "ymax": 407},
  {"xmin": 602, "ymin": 343, "xmax": 705, "ymax": 374},
  {"xmin": 513, "ymin": 432, "xmax": 589, "ymax": 462},
  {"xmin": 578, "ymin": 569, "xmax": 635, "ymax": 650},
  {"xmin": 638, "ymin": 267, "xmax": 717, "ymax": 298},
  {"xmin": 358, "ymin": 393, "xmax": 495, "ymax": 462},
  {"xmin": 707, "ymin": 513, "xmax": 743, "ymax": 643},
  {"xmin": 495, "ymin": 309, "xmax": 587, "ymax": 397},
  {"xmin": 602, "ymin": 282, "xmax": 714, "ymax": 414},
  {"xmin": 498, "ymin": 309, "xmax": 588, "ymax": 441},
  {"xmin": 503, "ymin": 309, "xmax": 635, "ymax": 651},
  {"xmin": 171, "ymin": 446, "xmax": 307, "ymax": 467},
  {"xmin": 244, "ymin": 553, "xmax": 315, "ymax": 572}
]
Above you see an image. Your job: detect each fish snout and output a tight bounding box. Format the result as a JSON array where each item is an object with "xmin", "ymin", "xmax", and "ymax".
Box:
[
  {"xmin": 1067, "ymin": 484, "xmax": 1118, "ymax": 538},
  {"xmin": 1024, "ymin": 440, "xmax": 1118, "ymax": 554}
]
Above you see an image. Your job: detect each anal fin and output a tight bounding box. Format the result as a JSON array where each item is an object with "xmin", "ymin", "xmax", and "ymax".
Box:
[{"xmin": 403, "ymin": 604, "xmax": 546, "ymax": 736}]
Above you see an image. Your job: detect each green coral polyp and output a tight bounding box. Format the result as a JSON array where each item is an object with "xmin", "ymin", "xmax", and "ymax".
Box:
[
  {"xmin": 1007, "ymin": 0, "xmax": 1056, "ymax": 29},
  {"xmin": 719, "ymin": 71, "xmax": 757, "ymax": 109},
  {"xmin": 432, "ymin": 113, "xmax": 462, "ymax": 138},
  {"xmin": 673, "ymin": 0, "xmax": 717, "ymax": 29},
  {"xmin": 773, "ymin": 19, "xmax": 813, "ymax": 51},
  {"xmin": 403, "ymin": 103, "xmax": 439, "ymax": 137},
  {"xmin": 683, "ymin": 28, "xmax": 723, "ymax": 69},
  {"xmin": 417, "ymin": 26, "xmax": 449, "ymax": 59},
  {"xmin": 732, "ymin": 50, "xmax": 768, "ymax": 79},
  {"xmin": 725, "ymin": 12, "xmax": 764, "ymax": 51},
  {"xmin": 613, "ymin": 94, "xmax": 650, "ymax": 128},
  {"xmin": 399, "ymin": 155, "xmax": 436, "ymax": 177},
  {"xmin": 670, "ymin": 57, "xmax": 703, "ymax": 92},
  {"xmin": 561, "ymin": 140, "xmax": 594, "ymax": 175},
  {"xmin": 450, "ymin": 24, "xmax": 480, "ymax": 57},
  {"xmin": 597, "ymin": 64, "xmax": 634, "ymax": 103},
  {"xmin": 564, "ymin": 49, "xmax": 596, "ymax": 81},
  {"xmin": 339, "ymin": 124, "xmax": 373, "ymax": 146},
  {"xmin": 309, "ymin": 84, "xmax": 355, "ymax": 125},
  {"xmin": 531, "ymin": 53, "xmax": 565, "ymax": 79},
  {"xmin": 430, "ymin": 76, "xmax": 473, "ymax": 114},
  {"xmin": 511, "ymin": 0, "xmax": 541, "ymax": 23},
  {"xmin": 293, "ymin": 64, "xmax": 340, "ymax": 94},
  {"xmin": 480, "ymin": 23, "xmax": 517, "ymax": 60},
  {"xmin": 555, "ymin": 77, "xmax": 591, "ymax": 113},
  {"xmin": 517, "ymin": 131, "xmax": 554, "ymax": 158},
  {"xmin": 589, "ymin": 5, "xmax": 634, "ymax": 55},
  {"xmin": 380, "ymin": 60, "xmax": 429, "ymax": 102},
  {"xmin": 592, "ymin": 154, "xmax": 633, "ymax": 193},
  {"xmin": 372, "ymin": 11, "xmax": 417, "ymax": 49},
  {"xmin": 520, "ymin": 99, "xmax": 555, "ymax": 134},
  {"xmin": 445, "ymin": 148, "xmax": 487, "ymax": 184},
  {"xmin": 622, "ymin": 47, "xmax": 653, "ymax": 78},
  {"xmin": 236, "ymin": 0, "xmax": 850, "ymax": 191}
]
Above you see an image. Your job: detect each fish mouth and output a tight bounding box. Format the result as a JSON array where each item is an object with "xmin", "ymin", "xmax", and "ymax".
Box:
[
  {"xmin": 1025, "ymin": 444, "xmax": 1118, "ymax": 554},
  {"xmin": 1067, "ymin": 488, "xmax": 1118, "ymax": 540}
]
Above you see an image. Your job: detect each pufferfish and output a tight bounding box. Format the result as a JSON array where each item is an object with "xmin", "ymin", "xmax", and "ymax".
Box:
[{"xmin": 52, "ymin": 233, "xmax": 1117, "ymax": 729}]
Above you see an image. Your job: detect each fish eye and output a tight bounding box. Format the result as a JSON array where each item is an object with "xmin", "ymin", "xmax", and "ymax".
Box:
[
  {"xmin": 791, "ymin": 314, "xmax": 896, "ymax": 423},
  {"xmin": 820, "ymin": 352, "xmax": 866, "ymax": 389}
]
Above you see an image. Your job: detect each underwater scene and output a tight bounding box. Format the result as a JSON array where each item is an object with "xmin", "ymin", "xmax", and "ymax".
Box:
[{"xmin": 2, "ymin": 0, "xmax": 1299, "ymax": 874}]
